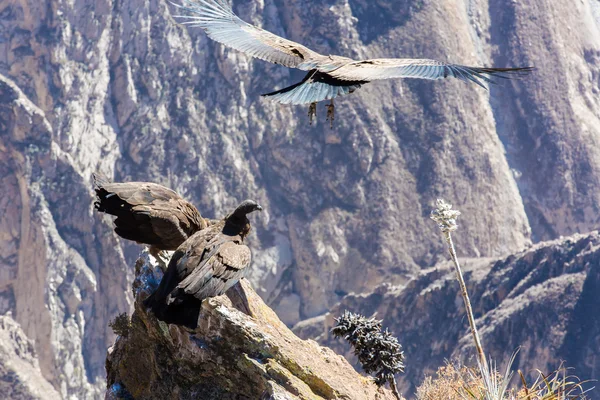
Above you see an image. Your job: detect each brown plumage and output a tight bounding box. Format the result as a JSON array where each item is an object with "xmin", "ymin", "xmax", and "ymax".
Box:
[
  {"xmin": 93, "ymin": 174, "xmax": 211, "ymax": 257},
  {"xmin": 144, "ymin": 199, "xmax": 262, "ymax": 328}
]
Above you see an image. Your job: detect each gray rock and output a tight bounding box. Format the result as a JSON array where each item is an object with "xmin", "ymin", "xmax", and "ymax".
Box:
[
  {"xmin": 302, "ymin": 232, "xmax": 600, "ymax": 395},
  {"xmin": 1, "ymin": 0, "xmax": 599, "ymax": 397},
  {"xmin": 0, "ymin": 315, "xmax": 61, "ymax": 400},
  {"xmin": 105, "ymin": 253, "xmax": 398, "ymax": 400}
]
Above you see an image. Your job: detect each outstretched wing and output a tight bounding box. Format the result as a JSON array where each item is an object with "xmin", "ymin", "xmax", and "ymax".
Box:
[
  {"xmin": 93, "ymin": 174, "xmax": 205, "ymax": 249},
  {"xmin": 173, "ymin": 0, "xmax": 324, "ymax": 69},
  {"xmin": 326, "ymin": 58, "xmax": 533, "ymax": 88},
  {"xmin": 94, "ymin": 175, "xmax": 181, "ymax": 206}
]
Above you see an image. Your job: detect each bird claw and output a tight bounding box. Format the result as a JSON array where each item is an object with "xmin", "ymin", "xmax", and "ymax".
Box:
[
  {"xmin": 308, "ymin": 102, "xmax": 317, "ymax": 125},
  {"xmin": 326, "ymin": 100, "xmax": 335, "ymax": 129},
  {"xmin": 149, "ymin": 248, "xmax": 169, "ymax": 272}
]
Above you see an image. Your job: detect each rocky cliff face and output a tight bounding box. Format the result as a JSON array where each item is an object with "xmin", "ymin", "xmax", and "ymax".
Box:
[
  {"xmin": 0, "ymin": 315, "xmax": 60, "ymax": 400},
  {"xmin": 0, "ymin": 75, "xmax": 130, "ymax": 399},
  {"xmin": 105, "ymin": 253, "xmax": 398, "ymax": 400},
  {"xmin": 295, "ymin": 232, "xmax": 600, "ymax": 396},
  {"xmin": 1, "ymin": 0, "xmax": 599, "ymax": 397}
]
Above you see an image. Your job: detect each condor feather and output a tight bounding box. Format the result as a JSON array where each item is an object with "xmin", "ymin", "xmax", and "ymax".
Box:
[{"xmin": 144, "ymin": 199, "xmax": 262, "ymax": 329}]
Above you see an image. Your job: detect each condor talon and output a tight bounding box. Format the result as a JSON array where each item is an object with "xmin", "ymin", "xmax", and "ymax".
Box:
[
  {"xmin": 308, "ymin": 102, "xmax": 317, "ymax": 125},
  {"xmin": 326, "ymin": 99, "xmax": 335, "ymax": 129}
]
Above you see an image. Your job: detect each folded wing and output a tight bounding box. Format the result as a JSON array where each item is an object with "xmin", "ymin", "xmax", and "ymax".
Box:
[
  {"xmin": 174, "ymin": 0, "xmax": 323, "ymax": 69},
  {"xmin": 175, "ymin": 239, "xmax": 251, "ymax": 300}
]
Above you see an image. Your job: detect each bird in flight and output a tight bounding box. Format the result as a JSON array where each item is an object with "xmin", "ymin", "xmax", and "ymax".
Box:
[
  {"xmin": 93, "ymin": 174, "xmax": 214, "ymax": 267},
  {"xmin": 172, "ymin": 0, "xmax": 532, "ymax": 127},
  {"xmin": 144, "ymin": 199, "xmax": 263, "ymax": 328}
]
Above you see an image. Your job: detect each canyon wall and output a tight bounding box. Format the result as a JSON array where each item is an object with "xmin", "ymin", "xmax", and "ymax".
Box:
[{"xmin": 0, "ymin": 0, "xmax": 598, "ymax": 397}]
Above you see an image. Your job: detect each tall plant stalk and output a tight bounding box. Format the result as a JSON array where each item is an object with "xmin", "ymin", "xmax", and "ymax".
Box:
[
  {"xmin": 431, "ymin": 199, "xmax": 488, "ymax": 373},
  {"xmin": 389, "ymin": 377, "xmax": 402, "ymax": 400}
]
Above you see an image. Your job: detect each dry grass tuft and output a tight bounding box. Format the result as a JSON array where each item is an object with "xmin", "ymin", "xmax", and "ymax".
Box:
[
  {"xmin": 516, "ymin": 364, "xmax": 593, "ymax": 400},
  {"xmin": 416, "ymin": 363, "xmax": 487, "ymax": 400},
  {"xmin": 416, "ymin": 362, "xmax": 593, "ymax": 400}
]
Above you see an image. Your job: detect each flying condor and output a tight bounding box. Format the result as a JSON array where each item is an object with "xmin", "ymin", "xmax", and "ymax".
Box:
[{"xmin": 172, "ymin": 0, "xmax": 533, "ymax": 126}]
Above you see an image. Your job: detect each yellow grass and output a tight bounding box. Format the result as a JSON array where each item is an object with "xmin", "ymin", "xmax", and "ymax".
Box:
[{"xmin": 416, "ymin": 363, "xmax": 592, "ymax": 400}]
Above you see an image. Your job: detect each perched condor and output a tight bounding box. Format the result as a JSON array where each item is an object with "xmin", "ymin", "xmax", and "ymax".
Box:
[
  {"xmin": 172, "ymin": 0, "xmax": 533, "ymax": 126},
  {"xmin": 93, "ymin": 173, "xmax": 212, "ymax": 262},
  {"xmin": 144, "ymin": 200, "xmax": 262, "ymax": 329}
]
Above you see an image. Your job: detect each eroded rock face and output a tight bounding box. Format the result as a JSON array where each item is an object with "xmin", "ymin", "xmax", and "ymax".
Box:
[
  {"xmin": 0, "ymin": 75, "xmax": 131, "ymax": 399},
  {"xmin": 297, "ymin": 232, "xmax": 600, "ymax": 396},
  {"xmin": 1, "ymin": 0, "xmax": 599, "ymax": 397},
  {"xmin": 0, "ymin": 315, "xmax": 60, "ymax": 400},
  {"xmin": 105, "ymin": 253, "xmax": 398, "ymax": 400}
]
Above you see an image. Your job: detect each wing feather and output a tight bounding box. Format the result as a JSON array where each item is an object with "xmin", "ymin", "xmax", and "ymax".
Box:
[
  {"xmin": 262, "ymin": 70, "xmax": 365, "ymax": 105},
  {"xmin": 264, "ymin": 80, "xmax": 361, "ymax": 105},
  {"xmin": 173, "ymin": 0, "xmax": 323, "ymax": 69},
  {"xmin": 327, "ymin": 58, "xmax": 533, "ymax": 87},
  {"xmin": 94, "ymin": 177, "xmax": 206, "ymax": 249},
  {"xmin": 175, "ymin": 239, "xmax": 251, "ymax": 299},
  {"xmin": 218, "ymin": 241, "xmax": 251, "ymax": 271}
]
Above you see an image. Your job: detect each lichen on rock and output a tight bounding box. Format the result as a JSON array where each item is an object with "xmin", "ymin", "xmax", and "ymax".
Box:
[{"xmin": 105, "ymin": 252, "xmax": 398, "ymax": 399}]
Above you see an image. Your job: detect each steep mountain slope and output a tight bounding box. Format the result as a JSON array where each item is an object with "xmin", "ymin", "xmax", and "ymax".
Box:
[
  {"xmin": 1, "ymin": 0, "xmax": 599, "ymax": 397},
  {"xmin": 295, "ymin": 232, "xmax": 600, "ymax": 396},
  {"xmin": 0, "ymin": 316, "xmax": 60, "ymax": 400}
]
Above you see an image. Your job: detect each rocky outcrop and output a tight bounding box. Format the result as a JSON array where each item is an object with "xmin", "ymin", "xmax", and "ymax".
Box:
[
  {"xmin": 105, "ymin": 253, "xmax": 397, "ymax": 400},
  {"xmin": 296, "ymin": 232, "xmax": 600, "ymax": 396},
  {"xmin": 1, "ymin": 0, "xmax": 599, "ymax": 397}
]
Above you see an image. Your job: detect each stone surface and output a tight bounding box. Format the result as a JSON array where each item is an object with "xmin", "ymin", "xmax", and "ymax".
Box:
[
  {"xmin": 298, "ymin": 232, "xmax": 600, "ymax": 396},
  {"xmin": 105, "ymin": 253, "xmax": 398, "ymax": 400},
  {"xmin": 0, "ymin": 74, "xmax": 130, "ymax": 399},
  {"xmin": 0, "ymin": 0, "xmax": 599, "ymax": 397},
  {"xmin": 0, "ymin": 315, "xmax": 61, "ymax": 400}
]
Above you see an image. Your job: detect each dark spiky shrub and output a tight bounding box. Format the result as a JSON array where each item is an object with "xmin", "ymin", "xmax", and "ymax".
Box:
[{"xmin": 332, "ymin": 310, "xmax": 404, "ymax": 398}]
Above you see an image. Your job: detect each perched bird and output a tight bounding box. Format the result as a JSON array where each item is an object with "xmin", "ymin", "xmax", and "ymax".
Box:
[
  {"xmin": 172, "ymin": 0, "xmax": 533, "ymax": 126},
  {"xmin": 144, "ymin": 199, "xmax": 262, "ymax": 328},
  {"xmin": 93, "ymin": 174, "xmax": 212, "ymax": 264}
]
